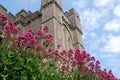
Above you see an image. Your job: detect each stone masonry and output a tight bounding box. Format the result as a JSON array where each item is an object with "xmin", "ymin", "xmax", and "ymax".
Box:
[{"xmin": 0, "ymin": 0, "xmax": 84, "ymax": 50}]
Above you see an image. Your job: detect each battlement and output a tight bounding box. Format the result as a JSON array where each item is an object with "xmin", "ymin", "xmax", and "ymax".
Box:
[
  {"xmin": 64, "ymin": 8, "xmax": 82, "ymax": 35},
  {"xmin": 65, "ymin": 8, "xmax": 80, "ymax": 20},
  {"xmin": 41, "ymin": 0, "xmax": 62, "ymax": 11},
  {"xmin": 0, "ymin": 1, "xmax": 84, "ymax": 50},
  {"xmin": 16, "ymin": 9, "xmax": 27, "ymax": 17},
  {"xmin": 65, "ymin": 8, "xmax": 77, "ymax": 17},
  {"xmin": 15, "ymin": 10, "xmax": 42, "ymax": 26}
]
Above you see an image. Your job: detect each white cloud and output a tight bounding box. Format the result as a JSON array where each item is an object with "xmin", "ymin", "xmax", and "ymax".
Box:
[
  {"xmin": 104, "ymin": 19, "xmax": 120, "ymax": 32},
  {"xmin": 89, "ymin": 32, "xmax": 97, "ymax": 38},
  {"xmin": 94, "ymin": 0, "xmax": 115, "ymax": 7},
  {"xmin": 103, "ymin": 35, "xmax": 120, "ymax": 53},
  {"xmin": 73, "ymin": 0, "xmax": 87, "ymax": 9},
  {"xmin": 94, "ymin": 0, "xmax": 110, "ymax": 6},
  {"xmin": 80, "ymin": 9, "xmax": 102, "ymax": 31},
  {"xmin": 93, "ymin": 0, "xmax": 116, "ymax": 12},
  {"xmin": 72, "ymin": 0, "xmax": 120, "ymax": 77},
  {"xmin": 113, "ymin": 5, "xmax": 120, "ymax": 17}
]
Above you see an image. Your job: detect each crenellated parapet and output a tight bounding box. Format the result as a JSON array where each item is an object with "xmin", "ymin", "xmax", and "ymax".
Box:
[
  {"xmin": 15, "ymin": 10, "xmax": 42, "ymax": 26},
  {"xmin": 41, "ymin": 0, "xmax": 62, "ymax": 11},
  {"xmin": 65, "ymin": 8, "xmax": 77, "ymax": 17},
  {"xmin": 64, "ymin": 8, "xmax": 82, "ymax": 34},
  {"xmin": 64, "ymin": 8, "xmax": 84, "ymax": 49},
  {"xmin": 0, "ymin": 0, "xmax": 84, "ymax": 50}
]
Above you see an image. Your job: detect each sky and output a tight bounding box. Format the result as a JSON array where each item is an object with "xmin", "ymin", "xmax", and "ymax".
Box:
[{"xmin": 0, "ymin": 0, "xmax": 120, "ymax": 78}]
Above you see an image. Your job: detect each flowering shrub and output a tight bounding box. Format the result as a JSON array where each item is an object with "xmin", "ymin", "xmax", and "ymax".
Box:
[{"xmin": 0, "ymin": 14, "xmax": 119, "ymax": 80}]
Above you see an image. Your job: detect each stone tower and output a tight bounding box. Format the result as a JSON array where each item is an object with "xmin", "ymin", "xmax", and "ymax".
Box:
[{"xmin": 0, "ymin": 0, "xmax": 84, "ymax": 50}]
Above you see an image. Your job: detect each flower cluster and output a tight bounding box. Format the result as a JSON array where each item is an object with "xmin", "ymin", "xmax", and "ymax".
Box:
[
  {"xmin": 16, "ymin": 26, "xmax": 53, "ymax": 54},
  {"xmin": 2, "ymin": 21, "xmax": 20, "ymax": 37},
  {"xmin": 0, "ymin": 14, "xmax": 8, "ymax": 26},
  {"xmin": 0, "ymin": 15, "xmax": 20, "ymax": 39},
  {"xmin": 48, "ymin": 48, "xmax": 118, "ymax": 80},
  {"xmin": 0, "ymin": 14, "xmax": 119, "ymax": 80}
]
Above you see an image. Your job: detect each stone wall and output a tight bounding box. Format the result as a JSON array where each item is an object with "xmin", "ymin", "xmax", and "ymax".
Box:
[{"xmin": 0, "ymin": 0, "xmax": 84, "ymax": 50}]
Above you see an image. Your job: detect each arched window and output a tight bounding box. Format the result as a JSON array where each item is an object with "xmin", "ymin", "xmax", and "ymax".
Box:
[{"xmin": 63, "ymin": 24, "xmax": 71, "ymax": 50}]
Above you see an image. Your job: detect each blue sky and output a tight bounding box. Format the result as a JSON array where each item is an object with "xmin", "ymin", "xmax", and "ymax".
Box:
[{"xmin": 0, "ymin": 0, "xmax": 120, "ymax": 78}]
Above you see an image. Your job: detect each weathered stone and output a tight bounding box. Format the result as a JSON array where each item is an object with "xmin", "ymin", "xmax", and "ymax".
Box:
[{"xmin": 0, "ymin": 0, "xmax": 84, "ymax": 50}]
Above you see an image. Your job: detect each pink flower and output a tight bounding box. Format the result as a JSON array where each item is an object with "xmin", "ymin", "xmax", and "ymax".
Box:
[
  {"xmin": 30, "ymin": 37, "xmax": 36, "ymax": 45},
  {"xmin": 61, "ymin": 50, "xmax": 67, "ymax": 55},
  {"xmin": 71, "ymin": 61, "xmax": 77, "ymax": 67},
  {"xmin": 36, "ymin": 44, "xmax": 43, "ymax": 51},
  {"xmin": 5, "ymin": 25, "xmax": 10, "ymax": 32},
  {"xmin": 44, "ymin": 39, "xmax": 53, "ymax": 45},
  {"xmin": 57, "ymin": 44, "xmax": 61, "ymax": 49},
  {"xmin": 44, "ymin": 34, "xmax": 53, "ymax": 39},
  {"xmin": 37, "ymin": 30, "xmax": 44, "ymax": 37},
  {"xmin": 96, "ymin": 60, "xmax": 100, "ymax": 64},
  {"xmin": 47, "ymin": 48, "xmax": 53, "ymax": 53},
  {"xmin": 74, "ymin": 49, "xmax": 81, "ymax": 61},
  {"xmin": 91, "ymin": 56, "xmax": 95, "ymax": 61},
  {"xmin": 9, "ymin": 21, "xmax": 14, "ymax": 30},
  {"xmin": 75, "ymin": 49, "xmax": 80, "ymax": 55},
  {"xmin": 54, "ymin": 50, "xmax": 59, "ymax": 55},
  {"xmin": 61, "ymin": 64, "xmax": 67, "ymax": 71},
  {"xmin": 68, "ymin": 48, "xmax": 73, "ymax": 56},
  {"xmin": 62, "ymin": 58, "xmax": 67, "ymax": 63},
  {"xmin": 43, "ymin": 26, "xmax": 49, "ymax": 32},
  {"xmin": 12, "ymin": 27, "xmax": 20, "ymax": 34},
  {"xmin": 0, "ymin": 14, "xmax": 8, "ymax": 21},
  {"xmin": 27, "ymin": 28, "xmax": 33, "ymax": 34}
]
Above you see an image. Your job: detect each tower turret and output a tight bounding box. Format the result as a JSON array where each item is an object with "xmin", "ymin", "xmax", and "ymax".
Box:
[
  {"xmin": 41, "ymin": 0, "xmax": 62, "ymax": 9},
  {"xmin": 65, "ymin": 8, "xmax": 84, "ymax": 50}
]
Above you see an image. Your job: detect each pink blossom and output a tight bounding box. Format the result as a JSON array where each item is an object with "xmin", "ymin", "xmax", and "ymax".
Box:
[
  {"xmin": 44, "ymin": 39, "xmax": 53, "ymax": 45},
  {"xmin": 54, "ymin": 50, "xmax": 59, "ymax": 55},
  {"xmin": 47, "ymin": 48, "xmax": 53, "ymax": 53},
  {"xmin": 43, "ymin": 26, "xmax": 49, "ymax": 32},
  {"xmin": 61, "ymin": 64, "xmax": 67, "ymax": 71},
  {"xmin": 44, "ymin": 34, "xmax": 53, "ymax": 39},
  {"xmin": 37, "ymin": 30, "xmax": 44, "ymax": 37},
  {"xmin": 0, "ymin": 14, "xmax": 8, "ymax": 21},
  {"xmin": 91, "ymin": 56, "xmax": 95, "ymax": 61},
  {"xmin": 30, "ymin": 36, "xmax": 36, "ymax": 45},
  {"xmin": 5, "ymin": 25, "xmax": 11, "ymax": 32},
  {"xmin": 8, "ymin": 21, "xmax": 14, "ymax": 30},
  {"xmin": 12, "ymin": 27, "xmax": 20, "ymax": 34},
  {"xmin": 74, "ymin": 49, "xmax": 81, "ymax": 61},
  {"xmin": 61, "ymin": 50, "xmax": 67, "ymax": 55},
  {"xmin": 96, "ymin": 60, "xmax": 100, "ymax": 64},
  {"xmin": 62, "ymin": 58, "xmax": 67, "ymax": 63},
  {"xmin": 71, "ymin": 61, "xmax": 77, "ymax": 67},
  {"xmin": 36, "ymin": 44, "xmax": 43, "ymax": 51},
  {"xmin": 68, "ymin": 48, "xmax": 73, "ymax": 56},
  {"xmin": 27, "ymin": 28, "xmax": 33, "ymax": 34},
  {"xmin": 57, "ymin": 44, "xmax": 61, "ymax": 49}
]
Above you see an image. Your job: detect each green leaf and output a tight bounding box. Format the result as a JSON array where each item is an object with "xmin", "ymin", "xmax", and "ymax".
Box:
[
  {"xmin": 4, "ymin": 65, "xmax": 7, "ymax": 71},
  {"xmin": 0, "ymin": 31, "xmax": 3, "ymax": 35}
]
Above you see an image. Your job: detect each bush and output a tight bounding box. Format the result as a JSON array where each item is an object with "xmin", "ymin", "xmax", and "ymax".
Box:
[{"xmin": 0, "ymin": 14, "xmax": 119, "ymax": 80}]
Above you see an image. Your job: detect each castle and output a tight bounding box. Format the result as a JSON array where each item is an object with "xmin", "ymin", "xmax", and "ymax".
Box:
[{"xmin": 0, "ymin": 0, "xmax": 84, "ymax": 50}]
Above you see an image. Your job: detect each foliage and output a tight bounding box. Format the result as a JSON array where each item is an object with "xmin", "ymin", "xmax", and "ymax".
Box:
[{"xmin": 0, "ymin": 14, "xmax": 119, "ymax": 80}]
